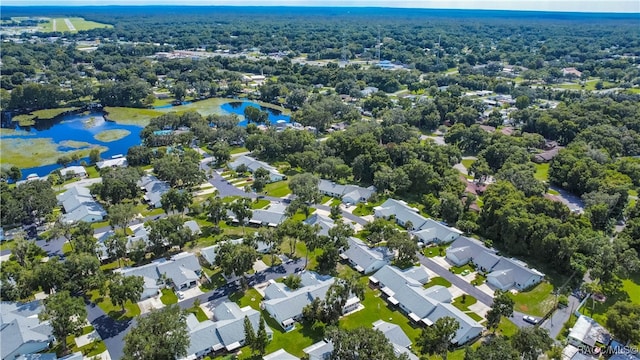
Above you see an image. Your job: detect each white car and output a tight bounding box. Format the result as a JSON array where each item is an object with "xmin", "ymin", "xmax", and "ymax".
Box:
[{"xmin": 523, "ymin": 315, "xmax": 539, "ymax": 325}]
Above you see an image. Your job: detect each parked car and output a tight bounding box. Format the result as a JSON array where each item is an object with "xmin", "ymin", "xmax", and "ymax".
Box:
[{"xmin": 523, "ymin": 315, "xmax": 539, "ymax": 324}]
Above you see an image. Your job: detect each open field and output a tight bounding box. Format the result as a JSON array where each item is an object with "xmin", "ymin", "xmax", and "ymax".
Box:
[
  {"xmin": 579, "ymin": 272, "xmax": 640, "ymax": 328},
  {"xmin": 534, "ymin": 162, "xmax": 550, "ymax": 181},
  {"xmin": 11, "ymin": 107, "xmax": 79, "ymax": 126},
  {"xmin": 509, "ymin": 282, "xmax": 556, "ymax": 317},
  {"xmin": 0, "ymin": 137, "xmax": 106, "ymax": 168},
  {"xmin": 40, "ymin": 17, "xmax": 111, "ymax": 32},
  {"xmin": 94, "ymin": 129, "xmax": 131, "ymax": 142}
]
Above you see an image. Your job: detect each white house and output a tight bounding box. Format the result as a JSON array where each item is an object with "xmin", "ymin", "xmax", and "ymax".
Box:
[
  {"xmin": 138, "ymin": 175, "xmax": 170, "ymax": 209},
  {"xmin": 59, "ymin": 166, "xmax": 87, "ymax": 179},
  {"xmin": 262, "ymin": 271, "xmax": 360, "ymax": 331},
  {"xmin": 446, "ymin": 237, "xmax": 545, "ymax": 291},
  {"xmin": 412, "ymin": 219, "xmax": 463, "ymax": 245},
  {"xmin": 374, "ymin": 199, "xmax": 428, "ymax": 230},
  {"xmin": 371, "ymin": 265, "xmax": 482, "ymax": 345},
  {"xmin": 263, "ymin": 349, "xmax": 300, "ymax": 360},
  {"xmin": 180, "ymin": 302, "xmax": 273, "ymax": 359},
  {"xmin": 340, "ymin": 237, "xmax": 392, "ymax": 274},
  {"xmin": 57, "ymin": 185, "xmax": 106, "ymax": 224},
  {"xmin": 372, "ymin": 320, "xmax": 419, "ymax": 360},
  {"xmin": 96, "ymin": 156, "xmax": 128, "ymax": 170},
  {"xmin": 568, "ymin": 315, "xmax": 611, "ymax": 350},
  {"xmin": 317, "ymin": 179, "xmax": 376, "ymax": 204},
  {"xmin": 228, "ymin": 155, "xmax": 284, "ymax": 183},
  {"xmin": 1, "ymin": 300, "xmax": 54, "ymax": 360},
  {"xmin": 117, "ymin": 252, "xmax": 202, "ymax": 298},
  {"xmin": 303, "ymin": 340, "xmax": 334, "ymax": 360}
]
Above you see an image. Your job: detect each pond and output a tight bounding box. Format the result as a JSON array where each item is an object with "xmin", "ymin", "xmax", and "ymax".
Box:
[
  {"xmin": 1, "ymin": 100, "xmax": 292, "ymax": 179},
  {"xmin": 220, "ymin": 101, "xmax": 291, "ymax": 127},
  {"xmin": 1, "ymin": 111, "xmax": 143, "ymax": 180}
]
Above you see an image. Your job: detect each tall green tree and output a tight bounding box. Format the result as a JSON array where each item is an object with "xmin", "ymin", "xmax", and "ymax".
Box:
[
  {"xmin": 417, "ymin": 316, "xmax": 460, "ymax": 359},
  {"xmin": 206, "ymin": 196, "xmax": 228, "ymax": 232},
  {"xmin": 605, "ymin": 302, "xmax": 640, "ymax": 344},
  {"xmin": 326, "ymin": 326, "xmax": 408, "ymax": 360},
  {"xmin": 288, "ymin": 173, "xmax": 321, "ymax": 217},
  {"xmin": 230, "ymin": 197, "xmax": 253, "ymax": 236},
  {"xmin": 105, "ymin": 233, "xmax": 128, "ymax": 267},
  {"xmin": 123, "ymin": 305, "xmax": 189, "ymax": 360},
  {"xmin": 39, "ymin": 291, "xmax": 87, "ymax": 353},
  {"xmin": 485, "ymin": 290, "xmax": 515, "ymax": 332},
  {"xmin": 109, "ymin": 203, "xmax": 136, "ymax": 230},
  {"xmin": 109, "ymin": 273, "xmax": 144, "ymax": 311},
  {"xmin": 512, "ymin": 327, "xmax": 553, "ymax": 360},
  {"xmin": 254, "ymin": 315, "xmax": 270, "ymax": 355},
  {"xmin": 243, "ymin": 315, "xmax": 256, "ymax": 350}
]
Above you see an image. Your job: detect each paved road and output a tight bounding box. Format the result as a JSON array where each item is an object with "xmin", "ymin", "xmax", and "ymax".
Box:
[
  {"xmin": 89, "ymin": 257, "xmax": 303, "ymax": 360},
  {"xmin": 541, "ymin": 294, "xmax": 581, "ymax": 339}
]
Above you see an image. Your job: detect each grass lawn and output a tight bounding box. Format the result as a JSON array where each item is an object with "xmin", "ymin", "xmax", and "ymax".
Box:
[
  {"xmin": 186, "ymin": 305, "xmax": 210, "ymax": 322},
  {"xmin": 534, "ymin": 163, "xmax": 550, "ymax": 181},
  {"xmin": 90, "ymin": 220, "xmax": 110, "ymax": 229},
  {"xmin": 160, "ymin": 288, "xmax": 178, "ymax": 305},
  {"xmin": 103, "ymin": 106, "xmax": 164, "ymax": 126},
  {"xmin": 424, "ymin": 277, "xmax": 452, "ymax": 288},
  {"xmin": 450, "ymin": 264, "xmax": 475, "ymax": 275},
  {"xmin": 352, "ymin": 197, "xmax": 387, "ymax": 216},
  {"xmin": 200, "ymin": 268, "xmax": 227, "ymax": 291},
  {"xmin": 87, "ymin": 289, "xmax": 141, "ymax": 320},
  {"xmin": 62, "ymin": 241, "xmax": 72, "ymax": 254},
  {"xmin": 228, "ymin": 288, "xmax": 322, "ymax": 359},
  {"xmin": 461, "ymin": 159, "xmax": 475, "ymax": 169},
  {"xmin": 99, "ymin": 259, "xmax": 133, "ymax": 271},
  {"xmin": 251, "ymin": 199, "xmax": 270, "ymax": 209},
  {"xmin": 509, "ymin": 282, "xmax": 555, "ymax": 317},
  {"xmin": 424, "ymin": 244, "xmax": 449, "ymax": 257},
  {"xmin": 230, "ymin": 147, "xmax": 249, "ymax": 154},
  {"xmin": 340, "ymin": 283, "xmax": 423, "ymax": 353},
  {"xmin": 263, "ymin": 180, "xmax": 291, "ymax": 197},
  {"xmin": 471, "ymin": 274, "xmax": 486, "ymax": 286},
  {"xmin": 85, "ymin": 166, "xmax": 100, "ymax": 178},
  {"xmin": 0, "ymin": 239, "xmax": 15, "ymax": 252},
  {"xmin": 452, "ymin": 295, "xmax": 478, "ymax": 311},
  {"xmin": 496, "ymin": 317, "xmax": 519, "ymax": 337},
  {"xmin": 579, "ymin": 272, "xmax": 640, "ymax": 325}
]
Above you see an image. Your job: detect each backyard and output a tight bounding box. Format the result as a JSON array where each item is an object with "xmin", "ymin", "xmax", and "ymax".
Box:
[{"xmin": 509, "ymin": 282, "xmax": 556, "ymax": 317}]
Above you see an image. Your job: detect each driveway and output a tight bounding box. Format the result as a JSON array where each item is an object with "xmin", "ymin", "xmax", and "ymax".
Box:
[{"xmin": 541, "ymin": 294, "xmax": 581, "ymax": 339}]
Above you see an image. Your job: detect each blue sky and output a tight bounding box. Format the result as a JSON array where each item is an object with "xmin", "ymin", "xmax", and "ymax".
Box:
[{"xmin": 2, "ymin": 0, "xmax": 639, "ymax": 13}]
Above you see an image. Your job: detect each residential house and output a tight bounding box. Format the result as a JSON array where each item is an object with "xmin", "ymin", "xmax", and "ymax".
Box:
[
  {"xmin": 372, "ymin": 320, "xmax": 419, "ymax": 360},
  {"xmin": 446, "ymin": 237, "xmax": 544, "ymax": 291},
  {"xmin": 568, "ymin": 315, "xmax": 611, "ymax": 351},
  {"xmin": 117, "ymin": 252, "xmax": 202, "ymax": 298},
  {"xmin": 360, "ymin": 86, "xmax": 379, "ymax": 97},
  {"xmin": 1, "ymin": 301, "xmax": 54, "ymax": 360},
  {"xmin": 533, "ymin": 147, "xmax": 560, "ymax": 163},
  {"xmin": 340, "ymin": 237, "xmax": 392, "ymax": 274},
  {"xmin": 304, "ymin": 213, "xmax": 337, "ymax": 237},
  {"xmin": 228, "ymin": 155, "xmax": 284, "ymax": 183},
  {"xmin": 247, "ymin": 202, "xmax": 288, "ymax": 227},
  {"xmin": 184, "ymin": 220, "xmax": 202, "ymax": 236},
  {"xmin": 562, "ymin": 67, "xmax": 583, "ymax": 78},
  {"xmin": 371, "ymin": 265, "xmax": 482, "ymax": 345},
  {"xmin": 200, "ymin": 239, "xmax": 244, "ymax": 266},
  {"xmin": 180, "ymin": 302, "xmax": 273, "ymax": 359},
  {"xmin": 57, "ymin": 185, "xmax": 106, "ymax": 224},
  {"xmin": 263, "ymin": 349, "xmax": 299, "ymax": 360},
  {"xmin": 374, "ymin": 199, "xmax": 427, "ymax": 230},
  {"xmin": 59, "ymin": 166, "xmax": 87, "ymax": 179},
  {"xmin": 95, "ymin": 223, "xmax": 152, "ymax": 261},
  {"xmin": 96, "ymin": 156, "xmax": 128, "ymax": 170},
  {"xmin": 318, "ymin": 179, "xmax": 376, "ymax": 204},
  {"xmin": 138, "ymin": 175, "xmax": 170, "ymax": 208},
  {"xmin": 303, "ymin": 340, "xmax": 334, "ymax": 360},
  {"xmin": 486, "ymin": 258, "xmax": 545, "ymax": 291},
  {"xmin": 262, "ymin": 271, "xmax": 360, "ymax": 331},
  {"xmin": 412, "ymin": 219, "xmax": 463, "ymax": 245},
  {"xmin": 16, "ymin": 175, "xmax": 49, "ymax": 187}
]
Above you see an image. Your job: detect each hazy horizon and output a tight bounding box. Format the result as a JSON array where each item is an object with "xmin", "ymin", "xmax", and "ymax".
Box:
[{"xmin": 2, "ymin": 0, "xmax": 639, "ymax": 13}]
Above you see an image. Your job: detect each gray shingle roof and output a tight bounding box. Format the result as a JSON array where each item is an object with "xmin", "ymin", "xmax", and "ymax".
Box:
[
  {"xmin": 372, "ymin": 320, "xmax": 412, "ymax": 348},
  {"xmin": 342, "ymin": 237, "xmax": 391, "ymax": 273},
  {"xmin": 1, "ymin": 301, "xmax": 53, "ymax": 359},
  {"xmin": 228, "ymin": 155, "xmax": 283, "ymax": 179},
  {"xmin": 200, "ymin": 239, "xmax": 244, "ymax": 265},
  {"xmin": 374, "ymin": 199, "xmax": 428, "ymax": 229},
  {"xmin": 263, "ymin": 349, "xmax": 300, "ymax": 360},
  {"xmin": 250, "ymin": 202, "xmax": 288, "ymax": 226},
  {"xmin": 426, "ymin": 303, "xmax": 483, "ymax": 344}
]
